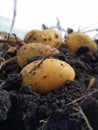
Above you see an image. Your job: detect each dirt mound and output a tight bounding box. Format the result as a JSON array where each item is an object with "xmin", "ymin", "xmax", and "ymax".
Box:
[{"xmin": 0, "ymin": 43, "xmax": 98, "ymax": 130}]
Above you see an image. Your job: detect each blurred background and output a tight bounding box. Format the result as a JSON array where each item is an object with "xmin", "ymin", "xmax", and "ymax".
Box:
[{"xmin": 0, "ymin": 0, "xmax": 98, "ymax": 39}]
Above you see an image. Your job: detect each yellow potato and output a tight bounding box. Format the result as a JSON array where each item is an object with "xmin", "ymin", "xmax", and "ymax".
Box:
[
  {"xmin": 17, "ymin": 43, "xmax": 59, "ymax": 67},
  {"xmin": 41, "ymin": 29, "xmax": 62, "ymax": 47},
  {"xmin": 20, "ymin": 58, "xmax": 75, "ymax": 94},
  {"xmin": 24, "ymin": 29, "xmax": 62, "ymax": 48},
  {"xmin": 24, "ymin": 30, "xmax": 42, "ymax": 43},
  {"xmin": 65, "ymin": 32, "xmax": 98, "ymax": 52}
]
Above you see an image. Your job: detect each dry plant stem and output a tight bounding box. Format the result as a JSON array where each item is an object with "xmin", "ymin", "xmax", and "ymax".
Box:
[
  {"xmin": 0, "ymin": 56, "xmax": 17, "ymax": 70},
  {"xmin": 4, "ymin": 56, "xmax": 17, "ymax": 65},
  {"xmin": 64, "ymin": 89, "xmax": 98, "ymax": 107},
  {"xmin": 22, "ymin": 57, "xmax": 48, "ymax": 78},
  {"xmin": 38, "ymin": 118, "xmax": 49, "ymax": 130},
  {"xmin": 82, "ymin": 29, "xmax": 98, "ymax": 33},
  {"xmin": 30, "ymin": 57, "xmax": 47, "ymax": 71},
  {"xmin": 77, "ymin": 105, "xmax": 93, "ymax": 130},
  {"xmin": 80, "ymin": 23, "xmax": 98, "ymax": 31},
  {"xmin": 9, "ymin": 0, "xmax": 17, "ymax": 34},
  {"xmin": 0, "ymin": 39, "xmax": 25, "ymax": 47},
  {"xmin": 50, "ymin": 17, "xmax": 67, "ymax": 32},
  {"xmin": 87, "ymin": 77, "xmax": 96, "ymax": 90}
]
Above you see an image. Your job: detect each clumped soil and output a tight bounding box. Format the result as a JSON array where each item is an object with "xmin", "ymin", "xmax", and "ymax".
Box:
[{"xmin": 0, "ymin": 43, "xmax": 98, "ymax": 130}]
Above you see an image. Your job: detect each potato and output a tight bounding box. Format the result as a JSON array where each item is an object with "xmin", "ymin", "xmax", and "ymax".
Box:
[
  {"xmin": 20, "ymin": 58, "xmax": 75, "ymax": 94},
  {"xmin": 24, "ymin": 30, "xmax": 42, "ymax": 43},
  {"xmin": 65, "ymin": 32, "xmax": 98, "ymax": 52},
  {"xmin": 24, "ymin": 29, "xmax": 62, "ymax": 48},
  {"xmin": 17, "ymin": 43, "xmax": 59, "ymax": 67},
  {"xmin": 40, "ymin": 29, "xmax": 62, "ymax": 48}
]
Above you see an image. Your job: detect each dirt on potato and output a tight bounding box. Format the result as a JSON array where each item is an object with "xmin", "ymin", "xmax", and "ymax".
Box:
[{"xmin": 0, "ymin": 41, "xmax": 98, "ymax": 130}]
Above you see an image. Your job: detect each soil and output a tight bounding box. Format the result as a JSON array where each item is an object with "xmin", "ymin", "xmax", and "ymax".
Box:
[{"xmin": 0, "ymin": 43, "xmax": 98, "ymax": 130}]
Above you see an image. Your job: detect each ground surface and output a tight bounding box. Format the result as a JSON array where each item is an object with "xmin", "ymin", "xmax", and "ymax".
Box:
[{"xmin": 0, "ymin": 43, "xmax": 98, "ymax": 130}]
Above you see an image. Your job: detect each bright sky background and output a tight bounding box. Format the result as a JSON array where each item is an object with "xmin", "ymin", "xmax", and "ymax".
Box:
[{"xmin": 0, "ymin": 0, "xmax": 98, "ymax": 37}]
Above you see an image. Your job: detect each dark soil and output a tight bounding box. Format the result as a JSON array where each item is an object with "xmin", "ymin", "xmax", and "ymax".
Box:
[{"xmin": 0, "ymin": 43, "xmax": 98, "ymax": 130}]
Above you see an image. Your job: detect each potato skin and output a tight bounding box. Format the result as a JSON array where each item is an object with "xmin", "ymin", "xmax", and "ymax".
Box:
[
  {"xmin": 17, "ymin": 43, "xmax": 59, "ymax": 67},
  {"xmin": 65, "ymin": 32, "xmax": 98, "ymax": 52},
  {"xmin": 24, "ymin": 29, "xmax": 62, "ymax": 48},
  {"xmin": 20, "ymin": 58, "xmax": 75, "ymax": 94},
  {"xmin": 40, "ymin": 29, "xmax": 62, "ymax": 48},
  {"xmin": 24, "ymin": 30, "xmax": 42, "ymax": 43}
]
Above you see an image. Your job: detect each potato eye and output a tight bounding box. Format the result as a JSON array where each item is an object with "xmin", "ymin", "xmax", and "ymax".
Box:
[
  {"xmin": 32, "ymin": 36, "xmax": 37, "ymax": 40},
  {"xmin": 43, "ymin": 38, "xmax": 47, "ymax": 41},
  {"xmin": 54, "ymin": 34, "xmax": 59, "ymax": 39}
]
